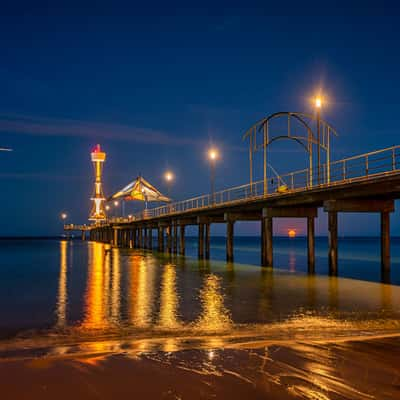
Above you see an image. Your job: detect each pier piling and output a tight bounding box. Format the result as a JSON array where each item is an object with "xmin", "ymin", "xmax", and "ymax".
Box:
[
  {"xmin": 198, "ymin": 224, "xmax": 204, "ymax": 258},
  {"xmin": 173, "ymin": 224, "xmax": 178, "ymax": 253},
  {"xmin": 205, "ymin": 223, "xmax": 210, "ymax": 259},
  {"xmin": 381, "ymin": 211, "xmax": 390, "ymax": 272},
  {"xmin": 179, "ymin": 225, "xmax": 185, "ymax": 255},
  {"xmin": 328, "ymin": 211, "xmax": 338, "ymax": 275},
  {"xmin": 226, "ymin": 221, "xmax": 234, "ymax": 263},
  {"xmin": 307, "ymin": 216, "xmax": 315, "ymax": 273},
  {"xmin": 158, "ymin": 226, "xmax": 164, "ymax": 252}
]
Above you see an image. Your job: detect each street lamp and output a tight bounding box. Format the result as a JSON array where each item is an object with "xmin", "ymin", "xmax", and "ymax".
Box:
[
  {"xmin": 315, "ymin": 96, "xmax": 322, "ymax": 185},
  {"xmin": 114, "ymin": 200, "xmax": 119, "ymax": 217},
  {"xmin": 164, "ymin": 170, "xmax": 174, "ymax": 198},
  {"xmin": 208, "ymin": 148, "xmax": 219, "ymax": 204},
  {"xmin": 60, "ymin": 213, "xmax": 67, "ymax": 239}
]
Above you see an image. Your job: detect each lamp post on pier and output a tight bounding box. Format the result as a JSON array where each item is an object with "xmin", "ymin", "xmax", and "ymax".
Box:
[
  {"xmin": 164, "ymin": 170, "xmax": 174, "ymax": 198},
  {"xmin": 114, "ymin": 200, "xmax": 119, "ymax": 218},
  {"xmin": 208, "ymin": 148, "xmax": 219, "ymax": 205},
  {"xmin": 315, "ymin": 97, "xmax": 322, "ymax": 185},
  {"xmin": 60, "ymin": 212, "xmax": 67, "ymax": 239}
]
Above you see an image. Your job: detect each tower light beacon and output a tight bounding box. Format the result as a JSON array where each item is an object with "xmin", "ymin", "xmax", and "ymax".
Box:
[{"xmin": 89, "ymin": 144, "xmax": 107, "ymax": 222}]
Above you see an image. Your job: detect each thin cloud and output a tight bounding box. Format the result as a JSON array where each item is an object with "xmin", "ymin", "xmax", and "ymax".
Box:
[
  {"xmin": 0, "ymin": 114, "xmax": 201, "ymax": 146},
  {"xmin": 0, "ymin": 172, "xmax": 86, "ymax": 181}
]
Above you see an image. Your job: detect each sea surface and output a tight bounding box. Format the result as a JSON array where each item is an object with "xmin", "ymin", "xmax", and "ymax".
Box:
[{"xmin": 0, "ymin": 237, "xmax": 399, "ymax": 399}]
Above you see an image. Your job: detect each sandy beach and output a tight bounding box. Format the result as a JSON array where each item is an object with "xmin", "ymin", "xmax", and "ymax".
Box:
[{"xmin": 1, "ymin": 335, "xmax": 399, "ymax": 399}]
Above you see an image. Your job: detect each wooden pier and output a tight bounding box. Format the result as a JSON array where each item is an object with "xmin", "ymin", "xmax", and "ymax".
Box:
[
  {"xmin": 83, "ymin": 161, "xmax": 400, "ymax": 279},
  {"xmin": 66, "ymin": 143, "xmax": 400, "ymax": 281}
]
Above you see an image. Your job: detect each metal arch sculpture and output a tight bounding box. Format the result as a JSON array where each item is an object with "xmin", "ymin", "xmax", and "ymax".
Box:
[{"xmin": 243, "ymin": 111, "xmax": 338, "ymax": 194}]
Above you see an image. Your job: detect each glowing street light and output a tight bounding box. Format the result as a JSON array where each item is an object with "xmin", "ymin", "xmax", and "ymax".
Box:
[
  {"xmin": 105, "ymin": 204, "xmax": 110, "ymax": 211},
  {"xmin": 314, "ymin": 96, "xmax": 323, "ymax": 184},
  {"xmin": 208, "ymin": 148, "xmax": 219, "ymax": 204},
  {"xmin": 60, "ymin": 213, "xmax": 68, "ymax": 240},
  {"xmin": 113, "ymin": 200, "xmax": 120, "ymax": 218},
  {"xmin": 164, "ymin": 171, "xmax": 174, "ymax": 182},
  {"xmin": 208, "ymin": 148, "xmax": 218, "ymax": 161},
  {"xmin": 164, "ymin": 170, "xmax": 174, "ymax": 198}
]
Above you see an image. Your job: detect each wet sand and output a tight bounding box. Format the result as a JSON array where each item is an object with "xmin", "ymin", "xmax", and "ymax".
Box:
[{"xmin": 1, "ymin": 336, "xmax": 400, "ymax": 399}]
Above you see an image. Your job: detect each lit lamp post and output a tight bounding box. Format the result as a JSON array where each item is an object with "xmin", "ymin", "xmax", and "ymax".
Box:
[
  {"xmin": 61, "ymin": 212, "xmax": 67, "ymax": 239},
  {"xmin": 164, "ymin": 170, "xmax": 174, "ymax": 198},
  {"xmin": 208, "ymin": 148, "xmax": 219, "ymax": 204},
  {"xmin": 114, "ymin": 200, "xmax": 119, "ymax": 218},
  {"xmin": 105, "ymin": 204, "xmax": 110, "ymax": 220},
  {"xmin": 315, "ymin": 97, "xmax": 322, "ymax": 185}
]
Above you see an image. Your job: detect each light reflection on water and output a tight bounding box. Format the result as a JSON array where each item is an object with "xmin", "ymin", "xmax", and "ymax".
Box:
[
  {"xmin": 0, "ymin": 239, "xmax": 400, "ymax": 348},
  {"xmin": 195, "ymin": 275, "xmax": 232, "ymax": 332},
  {"xmin": 158, "ymin": 264, "xmax": 180, "ymax": 329},
  {"xmin": 49, "ymin": 241, "xmax": 400, "ymax": 344},
  {"xmin": 55, "ymin": 240, "xmax": 67, "ymax": 328}
]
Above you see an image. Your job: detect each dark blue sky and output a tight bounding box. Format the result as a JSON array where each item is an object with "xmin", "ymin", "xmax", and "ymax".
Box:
[{"xmin": 1, "ymin": 5, "xmax": 400, "ymax": 235}]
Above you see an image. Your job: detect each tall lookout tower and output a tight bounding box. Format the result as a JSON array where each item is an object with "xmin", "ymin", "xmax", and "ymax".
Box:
[{"xmin": 89, "ymin": 144, "xmax": 107, "ymax": 223}]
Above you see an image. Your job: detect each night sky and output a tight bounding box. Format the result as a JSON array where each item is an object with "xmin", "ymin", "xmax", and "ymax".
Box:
[{"xmin": 1, "ymin": 4, "xmax": 400, "ymax": 236}]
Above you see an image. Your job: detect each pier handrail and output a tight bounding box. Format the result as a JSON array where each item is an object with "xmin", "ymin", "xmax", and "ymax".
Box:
[{"xmin": 129, "ymin": 145, "xmax": 400, "ymax": 221}]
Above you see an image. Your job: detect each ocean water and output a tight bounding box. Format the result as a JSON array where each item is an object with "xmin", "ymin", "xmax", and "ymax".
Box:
[
  {"xmin": 0, "ymin": 237, "xmax": 399, "ymax": 343},
  {"xmin": 1, "ymin": 238, "xmax": 400, "ymax": 399},
  {"xmin": 184, "ymin": 236, "xmax": 400, "ymax": 284}
]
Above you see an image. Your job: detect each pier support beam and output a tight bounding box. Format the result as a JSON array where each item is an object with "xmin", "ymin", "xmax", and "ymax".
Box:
[
  {"xmin": 205, "ymin": 223, "xmax": 210, "ymax": 259},
  {"xmin": 158, "ymin": 226, "xmax": 164, "ymax": 252},
  {"xmin": 381, "ymin": 211, "xmax": 390, "ymax": 273},
  {"xmin": 148, "ymin": 228, "xmax": 153, "ymax": 250},
  {"xmin": 133, "ymin": 228, "xmax": 137, "ymax": 248},
  {"xmin": 166, "ymin": 225, "xmax": 172, "ymax": 253},
  {"xmin": 144, "ymin": 228, "xmax": 148, "ymax": 249},
  {"xmin": 113, "ymin": 228, "xmax": 118, "ymax": 247},
  {"xmin": 127, "ymin": 229, "xmax": 131, "ymax": 248},
  {"xmin": 179, "ymin": 225, "xmax": 185, "ymax": 255},
  {"xmin": 324, "ymin": 199, "xmax": 395, "ymax": 276},
  {"xmin": 263, "ymin": 216, "xmax": 273, "ymax": 267},
  {"xmin": 138, "ymin": 228, "xmax": 143, "ymax": 249},
  {"xmin": 261, "ymin": 218, "xmax": 265, "ymax": 265},
  {"xmin": 328, "ymin": 211, "xmax": 338, "ymax": 275},
  {"xmin": 307, "ymin": 216, "xmax": 315, "ymax": 273},
  {"xmin": 226, "ymin": 221, "xmax": 234, "ymax": 263},
  {"xmin": 262, "ymin": 207, "xmax": 317, "ymax": 269},
  {"xmin": 173, "ymin": 223, "xmax": 178, "ymax": 253},
  {"xmin": 198, "ymin": 223, "xmax": 204, "ymax": 258}
]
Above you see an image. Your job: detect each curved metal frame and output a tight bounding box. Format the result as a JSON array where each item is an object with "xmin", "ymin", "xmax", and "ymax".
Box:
[
  {"xmin": 243, "ymin": 111, "xmax": 338, "ymax": 193},
  {"xmin": 263, "ymin": 135, "xmax": 310, "ymax": 153}
]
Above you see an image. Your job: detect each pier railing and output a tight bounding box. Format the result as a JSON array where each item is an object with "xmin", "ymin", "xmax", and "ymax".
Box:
[
  {"xmin": 129, "ymin": 145, "xmax": 400, "ymax": 221},
  {"xmin": 64, "ymin": 224, "xmax": 90, "ymax": 231}
]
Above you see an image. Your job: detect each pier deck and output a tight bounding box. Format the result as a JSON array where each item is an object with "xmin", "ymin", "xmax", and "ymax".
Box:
[{"xmin": 82, "ymin": 145, "xmax": 400, "ymax": 282}]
